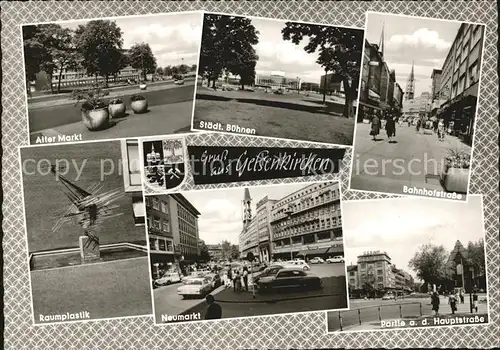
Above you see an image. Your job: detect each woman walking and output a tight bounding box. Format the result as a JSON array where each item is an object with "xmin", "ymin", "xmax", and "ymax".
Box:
[
  {"xmin": 370, "ymin": 112, "xmax": 381, "ymax": 141},
  {"xmin": 437, "ymin": 119, "xmax": 445, "ymax": 141},
  {"xmin": 431, "ymin": 291, "xmax": 440, "ymax": 316},
  {"xmin": 448, "ymin": 292, "xmax": 458, "ymax": 314},
  {"xmin": 385, "ymin": 110, "xmax": 396, "ymax": 143}
]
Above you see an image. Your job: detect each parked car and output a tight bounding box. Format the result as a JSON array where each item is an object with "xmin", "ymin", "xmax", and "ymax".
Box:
[
  {"xmin": 382, "ymin": 294, "xmax": 396, "ymax": 300},
  {"xmin": 253, "ymin": 264, "xmax": 285, "ymax": 282},
  {"xmin": 177, "ymin": 277, "xmax": 213, "ymax": 298},
  {"xmin": 154, "ymin": 272, "xmax": 181, "ymax": 288},
  {"xmin": 284, "ymin": 260, "xmax": 311, "ymax": 271},
  {"xmin": 326, "ymin": 256, "xmax": 345, "ymax": 263},
  {"xmin": 273, "ymin": 89, "xmax": 284, "ymax": 95},
  {"xmin": 309, "ymin": 257, "xmax": 325, "ymax": 264},
  {"xmin": 174, "ymin": 79, "xmax": 185, "ymax": 85},
  {"xmin": 256, "ymin": 268, "xmax": 322, "ymax": 292}
]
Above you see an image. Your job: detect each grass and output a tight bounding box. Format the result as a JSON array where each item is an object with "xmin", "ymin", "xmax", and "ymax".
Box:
[{"xmin": 193, "ymin": 89, "xmax": 355, "ymax": 145}]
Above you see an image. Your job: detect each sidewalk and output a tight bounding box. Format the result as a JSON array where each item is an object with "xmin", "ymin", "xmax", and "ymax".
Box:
[
  {"xmin": 30, "ymin": 100, "xmax": 193, "ymax": 144},
  {"xmin": 28, "ymin": 80, "xmax": 195, "ymax": 110}
]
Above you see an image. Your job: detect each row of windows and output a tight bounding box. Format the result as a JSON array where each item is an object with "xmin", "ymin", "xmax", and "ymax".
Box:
[
  {"xmin": 179, "ymin": 220, "xmax": 196, "ymax": 237},
  {"xmin": 148, "ymin": 215, "xmax": 169, "ymax": 234},
  {"xmin": 273, "ymin": 183, "xmax": 338, "ymax": 209},
  {"xmin": 180, "ymin": 233, "xmax": 197, "ymax": 249},
  {"xmin": 272, "ymin": 192, "xmax": 340, "ymax": 220},
  {"xmin": 273, "ymin": 204, "xmax": 341, "ymax": 229},
  {"xmin": 273, "ymin": 231, "xmax": 333, "ymax": 247},
  {"xmin": 178, "ymin": 205, "xmax": 196, "ymax": 226},
  {"xmin": 272, "ymin": 216, "xmax": 342, "ymax": 239},
  {"xmin": 149, "ymin": 237, "xmax": 173, "ymax": 252},
  {"xmin": 147, "ymin": 196, "xmax": 169, "ymax": 214}
]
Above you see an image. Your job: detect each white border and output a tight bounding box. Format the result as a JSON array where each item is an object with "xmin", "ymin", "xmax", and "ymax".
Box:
[
  {"xmin": 20, "ymin": 10, "xmax": 203, "ymax": 146},
  {"xmin": 189, "ymin": 11, "xmax": 364, "ymax": 148},
  {"xmin": 18, "ymin": 140, "xmax": 154, "ymax": 326},
  {"xmin": 323, "ymin": 193, "xmax": 491, "ymax": 334},
  {"xmin": 347, "ymin": 11, "xmax": 488, "ymax": 203},
  {"xmin": 145, "ymin": 180, "xmax": 351, "ymax": 325}
]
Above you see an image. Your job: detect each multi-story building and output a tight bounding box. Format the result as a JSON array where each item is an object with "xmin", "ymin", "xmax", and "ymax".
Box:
[
  {"xmin": 393, "ymin": 82, "xmax": 404, "ymax": 111},
  {"xmin": 270, "ymin": 182, "xmax": 343, "ymax": 260},
  {"xmin": 301, "ymin": 82, "xmax": 320, "ymax": 92},
  {"xmin": 347, "ymin": 265, "xmax": 360, "ymax": 291},
  {"xmin": 319, "ymin": 73, "xmax": 344, "ymax": 95},
  {"xmin": 207, "ymin": 244, "xmax": 223, "ymax": 261},
  {"xmin": 256, "ymin": 196, "xmax": 277, "ymax": 263},
  {"xmin": 145, "ymin": 194, "xmax": 200, "ymax": 279},
  {"xmin": 255, "ymin": 71, "xmax": 300, "ymax": 91},
  {"xmin": 402, "ymin": 92, "xmax": 432, "ymax": 120},
  {"xmin": 357, "ymin": 251, "xmax": 393, "ymax": 290},
  {"xmin": 436, "ymin": 23, "xmax": 484, "ymax": 144}
]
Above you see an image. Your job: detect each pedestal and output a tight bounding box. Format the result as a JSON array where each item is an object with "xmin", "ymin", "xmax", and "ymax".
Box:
[{"xmin": 79, "ymin": 236, "xmax": 101, "ymax": 263}]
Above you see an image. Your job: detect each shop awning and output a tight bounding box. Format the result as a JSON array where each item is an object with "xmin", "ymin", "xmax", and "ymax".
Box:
[
  {"xmin": 297, "ymin": 248, "xmax": 329, "ymax": 256},
  {"xmin": 326, "ymin": 245, "xmax": 344, "ymax": 254}
]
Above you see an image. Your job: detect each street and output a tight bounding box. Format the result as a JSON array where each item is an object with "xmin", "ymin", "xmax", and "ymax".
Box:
[
  {"xmin": 350, "ymin": 122, "xmax": 472, "ymax": 196},
  {"xmin": 327, "ymin": 293, "xmax": 488, "ymax": 331},
  {"xmin": 154, "ymin": 263, "xmax": 347, "ymax": 323},
  {"xmin": 193, "ymin": 87, "xmax": 355, "ymax": 145},
  {"xmin": 29, "ymin": 83, "xmax": 195, "ymax": 144}
]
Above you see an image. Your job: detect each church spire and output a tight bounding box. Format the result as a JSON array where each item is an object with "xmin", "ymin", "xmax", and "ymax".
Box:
[
  {"xmin": 378, "ymin": 22, "xmax": 385, "ymax": 58},
  {"xmin": 242, "ymin": 188, "xmax": 252, "ymax": 226},
  {"xmin": 405, "ymin": 61, "xmax": 415, "ymax": 101}
]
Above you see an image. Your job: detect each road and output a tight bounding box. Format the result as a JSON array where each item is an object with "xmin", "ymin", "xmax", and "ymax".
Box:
[
  {"xmin": 154, "ymin": 263, "xmax": 347, "ymax": 323},
  {"xmin": 29, "ymin": 84, "xmax": 195, "ymax": 132},
  {"xmin": 350, "ymin": 122, "xmax": 472, "ymax": 196},
  {"xmin": 327, "ymin": 294, "xmax": 488, "ymax": 331}
]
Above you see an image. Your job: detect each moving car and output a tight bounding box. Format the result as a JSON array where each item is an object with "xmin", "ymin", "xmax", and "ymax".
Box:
[
  {"xmin": 382, "ymin": 294, "xmax": 396, "ymax": 300},
  {"xmin": 253, "ymin": 264, "xmax": 285, "ymax": 282},
  {"xmin": 174, "ymin": 79, "xmax": 185, "ymax": 85},
  {"xmin": 284, "ymin": 260, "xmax": 310, "ymax": 271},
  {"xmin": 326, "ymin": 256, "xmax": 345, "ymax": 263},
  {"xmin": 154, "ymin": 272, "xmax": 181, "ymax": 288},
  {"xmin": 177, "ymin": 277, "xmax": 212, "ymax": 299},
  {"xmin": 309, "ymin": 257, "xmax": 325, "ymax": 264},
  {"xmin": 256, "ymin": 268, "xmax": 322, "ymax": 292},
  {"xmin": 205, "ymin": 273, "xmax": 222, "ymax": 290}
]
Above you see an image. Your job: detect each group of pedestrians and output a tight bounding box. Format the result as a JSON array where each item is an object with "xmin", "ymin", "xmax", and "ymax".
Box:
[
  {"xmin": 223, "ymin": 266, "xmax": 250, "ymax": 293},
  {"xmin": 369, "ymin": 108, "xmax": 397, "ymax": 143},
  {"xmin": 430, "ymin": 290, "xmax": 479, "ymax": 316}
]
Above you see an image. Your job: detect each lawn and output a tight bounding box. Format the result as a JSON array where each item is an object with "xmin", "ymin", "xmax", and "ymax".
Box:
[{"xmin": 193, "ymin": 88, "xmax": 355, "ymax": 145}]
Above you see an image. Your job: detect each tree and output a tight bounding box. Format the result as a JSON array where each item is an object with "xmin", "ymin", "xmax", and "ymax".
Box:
[
  {"xmin": 199, "ymin": 14, "xmax": 259, "ymax": 88},
  {"xmin": 190, "ymin": 64, "xmax": 198, "ymax": 72},
  {"xmin": 221, "ymin": 240, "xmax": 232, "ymax": 260},
  {"xmin": 198, "ymin": 239, "xmax": 211, "ymax": 262},
  {"xmin": 163, "ymin": 139, "xmax": 182, "ymax": 157},
  {"xmin": 156, "ymin": 67, "xmax": 164, "ymax": 76},
  {"xmin": 178, "ymin": 64, "xmax": 189, "ymax": 75},
  {"xmin": 408, "ymin": 244, "xmax": 449, "ymax": 290},
  {"xmin": 282, "ymin": 23, "xmax": 363, "ymax": 118},
  {"xmin": 23, "ymin": 25, "xmax": 50, "ymax": 96},
  {"xmin": 129, "ymin": 42, "xmax": 157, "ymax": 81},
  {"xmin": 230, "ymin": 244, "xmax": 240, "ymax": 260},
  {"xmin": 74, "ymin": 20, "xmax": 124, "ymax": 84},
  {"xmin": 466, "ymin": 239, "xmax": 486, "ymax": 277},
  {"xmin": 164, "ymin": 65, "xmax": 173, "ymax": 77}
]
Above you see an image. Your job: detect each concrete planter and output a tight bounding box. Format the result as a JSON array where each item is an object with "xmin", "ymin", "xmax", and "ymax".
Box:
[
  {"xmin": 81, "ymin": 107, "xmax": 109, "ymax": 131},
  {"xmin": 108, "ymin": 102, "xmax": 126, "ymax": 118},
  {"xmin": 441, "ymin": 164, "xmax": 469, "ymax": 193},
  {"xmin": 131, "ymin": 99, "xmax": 148, "ymax": 114}
]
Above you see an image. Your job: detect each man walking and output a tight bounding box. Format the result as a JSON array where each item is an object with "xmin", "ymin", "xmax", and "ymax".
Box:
[{"xmin": 205, "ymin": 294, "xmax": 222, "ymax": 320}]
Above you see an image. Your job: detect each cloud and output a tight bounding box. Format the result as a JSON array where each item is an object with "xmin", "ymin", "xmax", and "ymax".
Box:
[
  {"xmin": 386, "ymin": 28, "xmax": 452, "ymax": 52},
  {"xmin": 256, "ymin": 40, "xmax": 318, "ymax": 67}
]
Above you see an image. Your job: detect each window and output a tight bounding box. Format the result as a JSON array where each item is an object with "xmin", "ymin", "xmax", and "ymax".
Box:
[
  {"xmin": 152, "ymin": 197, "xmax": 160, "ymax": 210},
  {"xmin": 149, "ymin": 237, "xmax": 156, "ymax": 250},
  {"xmin": 121, "ymin": 140, "xmax": 142, "ymax": 191},
  {"xmin": 153, "ymin": 217, "xmax": 160, "ymax": 230},
  {"xmin": 166, "ymin": 241, "xmax": 173, "ymax": 252},
  {"xmin": 159, "ymin": 239, "xmax": 166, "ymax": 251},
  {"xmin": 468, "ymin": 62, "xmax": 478, "ymax": 85},
  {"xmin": 162, "ymin": 221, "xmax": 169, "ymax": 233},
  {"xmin": 161, "ymin": 201, "xmax": 168, "ymax": 214},
  {"xmin": 132, "ymin": 194, "xmax": 145, "ymax": 226},
  {"xmin": 349, "ymin": 272, "xmax": 355, "ymax": 277}
]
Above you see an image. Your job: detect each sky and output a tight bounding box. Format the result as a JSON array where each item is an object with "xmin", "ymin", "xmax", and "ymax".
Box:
[
  {"xmin": 342, "ymin": 196, "xmax": 485, "ymax": 281},
  {"xmin": 182, "ymin": 183, "xmax": 313, "ymax": 245},
  {"xmin": 251, "ymin": 18, "xmax": 347, "ymax": 84},
  {"xmin": 54, "ymin": 12, "xmax": 202, "ymax": 67},
  {"xmin": 365, "ymin": 12, "xmax": 462, "ymax": 99}
]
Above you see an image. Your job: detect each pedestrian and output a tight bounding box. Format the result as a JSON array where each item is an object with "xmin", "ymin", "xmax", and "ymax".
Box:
[
  {"xmin": 235, "ymin": 270, "xmax": 242, "ymax": 292},
  {"xmin": 226, "ymin": 268, "xmax": 233, "ymax": 289},
  {"xmin": 370, "ymin": 112, "xmax": 381, "ymax": 141},
  {"xmin": 448, "ymin": 293, "xmax": 457, "ymax": 314},
  {"xmin": 460, "ymin": 290, "xmax": 465, "ymax": 304},
  {"xmin": 205, "ymin": 294, "xmax": 222, "ymax": 320},
  {"xmin": 431, "ymin": 291, "xmax": 440, "ymax": 316},
  {"xmin": 242, "ymin": 266, "xmax": 249, "ymax": 292},
  {"xmin": 472, "ymin": 291, "xmax": 478, "ymax": 312},
  {"xmin": 433, "ymin": 119, "xmax": 439, "ymax": 133},
  {"xmin": 385, "ymin": 110, "xmax": 396, "ymax": 143},
  {"xmin": 416, "ymin": 118, "xmax": 421, "ymax": 133},
  {"xmin": 437, "ymin": 119, "xmax": 445, "ymax": 141}
]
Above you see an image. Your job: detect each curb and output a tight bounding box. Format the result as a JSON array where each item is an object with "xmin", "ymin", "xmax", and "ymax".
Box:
[{"xmin": 215, "ymin": 291, "xmax": 346, "ymax": 304}]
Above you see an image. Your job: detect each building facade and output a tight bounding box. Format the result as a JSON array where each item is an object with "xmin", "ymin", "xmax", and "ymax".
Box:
[
  {"xmin": 436, "ymin": 23, "xmax": 484, "ymax": 144},
  {"xmin": 146, "ymin": 194, "xmax": 200, "ymax": 279},
  {"xmin": 256, "ymin": 196, "xmax": 277, "ymax": 263},
  {"xmin": 402, "ymin": 92, "xmax": 432, "ymax": 120},
  {"xmin": 239, "ymin": 188, "xmax": 260, "ymax": 259},
  {"xmin": 255, "ymin": 72, "xmax": 300, "ymax": 91},
  {"xmin": 207, "ymin": 244, "xmax": 223, "ymax": 261},
  {"xmin": 270, "ymin": 182, "xmax": 343, "ymax": 261},
  {"xmin": 319, "ymin": 73, "xmax": 343, "ymax": 94}
]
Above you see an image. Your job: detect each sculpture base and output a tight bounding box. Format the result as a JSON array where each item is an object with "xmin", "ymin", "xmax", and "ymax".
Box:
[{"xmin": 79, "ymin": 236, "xmax": 101, "ymax": 263}]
